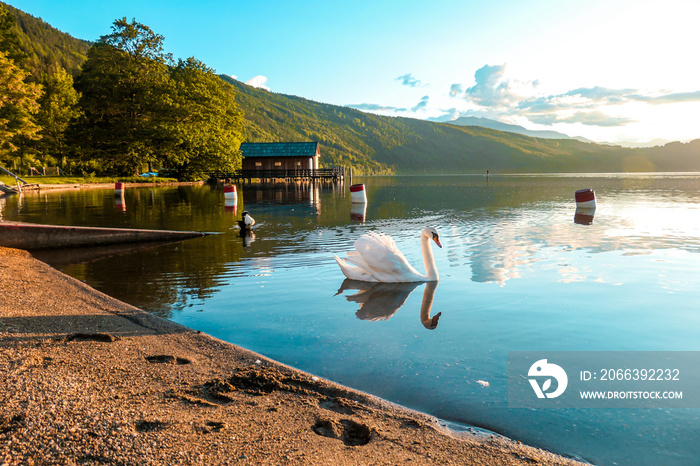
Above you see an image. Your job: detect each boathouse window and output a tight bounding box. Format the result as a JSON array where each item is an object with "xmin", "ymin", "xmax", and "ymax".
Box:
[
  {"xmin": 274, "ymin": 161, "xmax": 282, "ymax": 167},
  {"xmin": 255, "ymin": 161, "xmax": 262, "ymax": 167}
]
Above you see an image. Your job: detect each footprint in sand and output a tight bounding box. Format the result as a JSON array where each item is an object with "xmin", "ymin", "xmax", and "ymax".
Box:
[
  {"xmin": 312, "ymin": 419, "xmax": 372, "ymax": 446},
  {"xmin": 145, "ymin": 355, "xmax": 191, "ymax": 365},
  {"xmin": 66, "ymin": 333, "xmax": 119, "ymax": 342}
]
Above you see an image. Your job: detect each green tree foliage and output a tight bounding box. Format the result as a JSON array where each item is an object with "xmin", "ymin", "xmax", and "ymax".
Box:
[
  {"xmin": 72, "ymin": 18, "xmax": 173, "ymax": 176},
  {"xmin": 0, "ymin": 51, "xmax": 42, "ymax": 160},
  {"xmin": 34, "ymin": 67, "xmax": 81, "ymax": 165},
  {"xmin": 0, "ymin": 4, "xmax": 25, "ymax": 64},
  {"xmin": 0, "ymin": 1, "xmax": 89, "ymax": 79},
  {"xmin": 70, "ymin": 18, "xmax": 244, "ymax": 178},
  {"xmin": 166, "ymin": 57, "xmax": 244, "ymax": 180}
]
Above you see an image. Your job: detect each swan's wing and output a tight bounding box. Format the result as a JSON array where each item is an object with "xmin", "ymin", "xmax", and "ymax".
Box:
[
  {"xmin": 353, "ymin": 231, "xmax": 423, "ymax": 282},
  {"xmin": 333, "ymin": 255, "xmax": 378, "ymax": 282}
]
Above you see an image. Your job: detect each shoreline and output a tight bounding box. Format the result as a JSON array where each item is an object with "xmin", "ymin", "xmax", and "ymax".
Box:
[
  {"xmin": 15, "ymin": 181, "xmax": 206, "ymax": 192},
  {"xmin": 0, "ymin": 246, "xmax": 586, "ymax": 465}
]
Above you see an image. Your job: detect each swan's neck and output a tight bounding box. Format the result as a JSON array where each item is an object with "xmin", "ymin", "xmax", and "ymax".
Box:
[{"xmin": 420, "ymin": 234, "xmax": 439, "ymax": 281}]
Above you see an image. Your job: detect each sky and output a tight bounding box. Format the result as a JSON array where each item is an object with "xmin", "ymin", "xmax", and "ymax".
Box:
[{"xmin": 7, "ymin": 0, "xmax": 700, "ymax": 145}]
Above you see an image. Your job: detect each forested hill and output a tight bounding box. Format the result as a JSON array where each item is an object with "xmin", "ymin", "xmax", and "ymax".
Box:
[
  {"xmin": 222, "ymin": 76, "xmax": 700, "ymax": 174},
  {"xmin": 5, "ymin": 2, "xmax": 700, "ymax": 175},
  {"xmin": 1, "ymin": 1, "xmax": 90, "ymax": 79}
]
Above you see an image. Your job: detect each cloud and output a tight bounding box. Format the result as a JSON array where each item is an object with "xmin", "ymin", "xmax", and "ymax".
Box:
[
  {"xmin": 411, "ymin": 96, "xmax": 430, "ymax": 112},
  {"xmin": 462, "ymin": 64, "xmax": 507, "ymax": 106},
  {"xmin": 347, "ymin": 103, "xmax": 407, "ymax": 113},
  {"xmin": 456, "ymin": 64, "xmax": 539, "ymax": 110},
  {"xmin": 629, "ymin": 90, "xmax": 700, "ymax": 105},
  {"xmin": 352, "ymin": 63, "xmax": 700, "ymax": 134},
  {"xmin": 396, "ymin": 73, "xmax": 424, "ymax": 87},
  {"xmin": 528, "ymin": 111, "xmax": 636, "ymax": 127},
  {"xmin": 448, "ymin": 65, "xmax": 687, "ymax": 128},
  {"xmin": 564, "ymin": 86, "xmax": 636, "ymax": 102},
  {"xmin": 246, "ymin": 75, "xmax": 270, "ymax": 91}
]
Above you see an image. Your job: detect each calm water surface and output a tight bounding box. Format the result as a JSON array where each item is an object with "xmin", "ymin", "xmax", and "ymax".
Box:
[{"xmin": 3, "ymin": 174, "xmax": 700, "ymax": 465}]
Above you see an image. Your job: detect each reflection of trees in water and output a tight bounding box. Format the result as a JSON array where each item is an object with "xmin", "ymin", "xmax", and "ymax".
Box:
[
  {"xmin": 26, "ymin": 182, "xmax": 348, "ymax": 320},
  {"xmin": 59, "ymin": 238, "xmax": 231, "ymax": 319},
  {"xmin": 336, "ymin": 279, "xmax": 441, "ymax": 330}
]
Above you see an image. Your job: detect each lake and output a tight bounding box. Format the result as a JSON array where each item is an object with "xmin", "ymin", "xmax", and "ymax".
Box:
[{"xmin": 2, "ymin": 174, "xmax": 700, "ymax": 465}]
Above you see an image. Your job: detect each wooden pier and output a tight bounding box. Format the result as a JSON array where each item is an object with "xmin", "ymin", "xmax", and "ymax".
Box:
[{"xmin": 210, "ymin": 167, "xmax": 347, "ymax": 184}]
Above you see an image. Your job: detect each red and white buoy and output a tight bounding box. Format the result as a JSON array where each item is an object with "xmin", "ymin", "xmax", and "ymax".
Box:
[
  {"xmin": 115, "ymin": 182, "xmax": 125, "ymax": 196},
  {"xmin": 574, "ymin": 210, "xmax": 594, "ymax": 225},
  {"xmin": 350, "ymin": 184, "xmax": 367, "ymax": 204},
  {"xmin": 115, "ymin": 194, "xmax": 126, "ymax": 212},
  {"xmin": 350, "ymin": 202, "xmax": 366, "ymax": 223},
  {"xmin": 575, "ymin": 188, "xmax": 596, "ymax": 209},
  {"xmin": 224, "ymin": 185, "xmax": 238, "ymax": 206}
]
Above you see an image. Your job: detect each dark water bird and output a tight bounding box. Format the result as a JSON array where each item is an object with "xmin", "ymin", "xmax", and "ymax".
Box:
[
  {"xmin": 238, "ymin": 211, "xmax": 256, "ymax": 230},
  {"xmin": 334, "ymin": 227, "xmax": 442, "ymax": 282}
]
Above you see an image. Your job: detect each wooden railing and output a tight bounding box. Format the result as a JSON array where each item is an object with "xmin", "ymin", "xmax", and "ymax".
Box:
[{"xmin": 210, "ymin": 168, "xmax": 346, "ymax": 181}]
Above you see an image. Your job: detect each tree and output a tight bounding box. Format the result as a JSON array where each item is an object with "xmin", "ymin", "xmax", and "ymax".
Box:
[
  {"xmin": 0, "ymin": 51, "xmax": 42, "ymax": 162},
  {"xmin": 166, "ymin": 57, "xmax": 244, "ymax": 179},
  {"xmin": 71, "ymin": 18, "xmax": 173, "ymax": 176},
  {"xmin": 35, "ymin": 67, "xmax": 81, "ymax": 167},
  {"xmin": 0, "ymin": 5, "xmax": 25, "ymax": 66}
]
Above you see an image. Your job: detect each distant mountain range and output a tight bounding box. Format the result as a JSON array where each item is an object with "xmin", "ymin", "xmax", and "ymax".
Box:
[
  {"xmin": 440, "ymin": 116, "xmax": 677, "ymax": 148},
  {"xmin": 6, "ymin": 1, "xmax": 700, "ymax": 174},
  {"xmin": 438, "ymin": 116, "xmax": 594, "ymax": 144}
]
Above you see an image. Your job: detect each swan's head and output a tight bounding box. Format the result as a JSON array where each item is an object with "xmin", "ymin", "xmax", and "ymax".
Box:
[{"xmin": 422, "ymin": 227, "xmax": 442, "ymax": 248}]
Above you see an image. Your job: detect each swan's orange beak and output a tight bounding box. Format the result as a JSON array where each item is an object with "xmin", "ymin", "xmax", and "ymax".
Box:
[{"xmin": 432, "ymin": 233, "xmax": 442, "ymax": 248}]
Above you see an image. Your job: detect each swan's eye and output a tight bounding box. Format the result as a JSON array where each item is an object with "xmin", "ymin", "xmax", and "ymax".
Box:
[{"xmin": 432, "ymin": 232, "xmax": 439, "ymax": 240}]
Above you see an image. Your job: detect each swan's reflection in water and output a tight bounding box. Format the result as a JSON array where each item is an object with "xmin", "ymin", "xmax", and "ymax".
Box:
[{"xmin": 336, "ymin": 280, "xmax": 441, "ymax": 329}]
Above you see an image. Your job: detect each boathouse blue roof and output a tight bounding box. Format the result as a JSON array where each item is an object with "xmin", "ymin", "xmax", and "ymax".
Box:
[{"xmin": 240, "ymin": 142, "xmax": 320, "ymax": 158}]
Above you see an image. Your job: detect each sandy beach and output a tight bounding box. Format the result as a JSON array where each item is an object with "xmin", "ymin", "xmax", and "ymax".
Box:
[{"xmin": 0, "ymin": 246, "xmax": 585, "ymax": 465}]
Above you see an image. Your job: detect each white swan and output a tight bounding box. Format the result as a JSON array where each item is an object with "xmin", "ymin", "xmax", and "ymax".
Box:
[{"xmin": 333, "ymin": 227, "xmax": 442, "ymax": 283}]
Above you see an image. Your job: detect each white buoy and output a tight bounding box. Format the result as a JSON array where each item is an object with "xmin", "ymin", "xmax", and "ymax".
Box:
[
  {"xmin": 350, "ymin": 184, "xmax": 367, "ymax": 204},
  {"xmin": 575, "ymin": 188, "xmax": 596, "ymax": 209},
  {"xmin": 224, "ymin": 185, "xmax": 238, "ymax": 206},
  {"xmin": 115, "ymin": 182, "xmax": 124, "ymax": 196}
]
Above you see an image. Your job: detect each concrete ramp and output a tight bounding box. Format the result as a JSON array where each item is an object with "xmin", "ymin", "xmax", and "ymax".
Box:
[{"xmin": 0, "ymin": 221, "xmax": 212, "ymax": 250}]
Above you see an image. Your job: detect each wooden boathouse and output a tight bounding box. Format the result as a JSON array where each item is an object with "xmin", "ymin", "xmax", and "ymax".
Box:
[{"xmin": 211, "ymin": 142, "xmax": 346, "ymax": 182}]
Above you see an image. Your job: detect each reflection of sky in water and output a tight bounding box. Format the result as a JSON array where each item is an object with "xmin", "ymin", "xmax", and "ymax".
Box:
[
  {"xmin": 6, "ymin": 175, "xmax": 700, "ymax": 466},
  {"xmin": 453, "ymin": 195, "xmax": 700, "ymax": 287}
]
